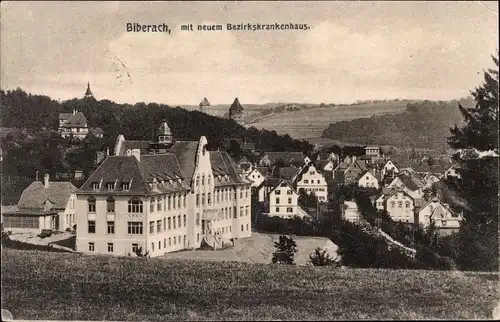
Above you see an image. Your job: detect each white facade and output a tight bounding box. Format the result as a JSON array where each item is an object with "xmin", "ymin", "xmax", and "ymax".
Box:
[
  {"xmin": 342, "ymin": 201, "xmax": 361, "ymax": 223},
  {"xmin": 323, "ymin": 160, "xmax": 335, "ymax": 171},
  {"xmin": 75, "ymin": 136, "xmax": 252, "ymax": 257},
  {"xmin": 444, "ymin": 166, "xmax": 461, "ymax": 180},
  {"xmin": 384, "ymin": 191, "xmax": 415, "ymax": 223},
  {"xmin": 365, "ymin": 146, "xmax": 380, "ymax": 156},
  {"xmin": 246, "ymin": 168, "xmax": 265, "ymax": 188},
  {"xmin": 295, "ymin": 165, "xmax": 328, "ymax": 202},
  {"xmin": 304, "ymin": 156, "xmax": 312, "ymax": 165},
  {"xmin": 268, "ymin": 180, "xmax": 307, "ymax": 219},
  {"xmin": 358, "ymin": 171, "xmax": 380, "ymax": 189},
  {"xmin": 387, "ymin": 177, "xmax": 423, "ymax": 200},
  {"xmin": 416, "ymin": 198, "xmax": 462, "ymax": 230},
  {"xmin": 382, "ymin": 160, "xmax": 400, "ymax": 178}
]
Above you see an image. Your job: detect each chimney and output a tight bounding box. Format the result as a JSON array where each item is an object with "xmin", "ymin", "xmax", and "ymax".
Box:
[
  {"xmin": 44, "ymin": 173, "xmax": 50, "ymax": 188},
  {"xmin": 73, "ymin": 109, "xmax": 77, "ymax": 115}
]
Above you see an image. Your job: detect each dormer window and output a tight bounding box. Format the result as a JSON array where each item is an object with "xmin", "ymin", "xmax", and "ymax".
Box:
[
  {"xmin": 106, "ymin": 182, "xmax": 115, "ymax": 190},
  {"xmin": 122, "ymin": 182, "xmax": 130, "ymax": 191},
  {"xmin": 91, "ymin": 182, "xmax": 100, "ymax": 191}
]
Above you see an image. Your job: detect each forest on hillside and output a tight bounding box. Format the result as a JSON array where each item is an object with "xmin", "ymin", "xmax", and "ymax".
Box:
[{"xmin": 321, "ymin": 100, "xmax": 469, "ymax": 149}]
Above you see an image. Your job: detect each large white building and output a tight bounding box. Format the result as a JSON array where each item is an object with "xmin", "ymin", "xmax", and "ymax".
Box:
[
  {"xmin": 75, "ymin": 120, "xmax": 252, "ymax": 257},
  {"xmin": 295, "ymin": 164, "xmax": 328, "ymax": 202}
]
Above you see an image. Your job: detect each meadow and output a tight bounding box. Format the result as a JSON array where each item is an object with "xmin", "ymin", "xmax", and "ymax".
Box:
[
  {"xmin": 247, "ymin": 101, "xmax": 408, "ymax": 140},
  {"xmin": 1, "ymin": 248, "xmax": 498, "ymax": 320}
]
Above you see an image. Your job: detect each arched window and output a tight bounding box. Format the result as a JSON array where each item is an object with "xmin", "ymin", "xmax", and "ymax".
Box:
[
  {"xmin": 128, "ymin": 197, "xmax": 143, "ymax": 213},
  {"xmin": 106, "ymin": 197, "xmax": 115, "ymax": 213},
  {"xmin": 88, "ymin": 197, "xmax": 96, "ymax": 213}
]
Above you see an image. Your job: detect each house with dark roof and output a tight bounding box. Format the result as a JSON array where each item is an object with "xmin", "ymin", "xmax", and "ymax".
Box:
[
  {"xmin": 294, "ymin": 164, "xmax": 328, "ymax": 202},
  {"xmin": 358, "ymin": 170, "xmax": 380, "ymax": 189},
  {"xmin": 58, "ymin": 108, "xmax": 103, "ymax": 140},
  {"xmin": 2, "ymin": 174, "xmax": 77, "ymax": 233},
  {"xmin": 386, "ymin": 174, "xmax": 424, "ymax": 200},
  {"xmin": 333, "ymin": 156, "xmax": 367, "ymax": 184},
  {"xmin": 76, "ymin": 122, "xmax": 252, "ymax": 257},
  {"xmin": 381, "ymin": 189, "xmax": 416, "ymax": 223}
]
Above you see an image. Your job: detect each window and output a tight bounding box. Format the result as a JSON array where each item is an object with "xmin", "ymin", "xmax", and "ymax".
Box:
[
  {"xmin": 287, "ymin": 190, "xmax": 292, "ymax": 195},
  {"xmin": 88, "ymin": 197, "xmax": 96, "ymax": 213},
  {"xmin": 122, "ymin": 182, "xmax": 130, "ymax": 191},
  {"xmin": 173, "ymin": 195, "xmax": 177, "ymax": 209},
  {"xmin": 304, "ymin": 180, "xmax": 309, "ymax": 184},
  {"xmin": 163, "ymin": 218, "xmax": 166, "ymax": 231},
  {"xmin": 216, "ymin": 190, "xmax": 220, "ymax": 203},
  {"xmin": 151, "ymin": 242, "xmax": 154, "ymax": 252},
  {"xmin": 183, "ymin": 215, "xmax": 187, "ymax": 227},
  {"xmin": 276, "ymin": 207, "xmax": 280, "ymax": 212},
  {"xmin": 245, "ymin": 206, "xmax": 249, "ymax": 216},
  {"xmin": 158, "ymin": 241, "xmax": 161, "ymax": 250},
  {"xmin": 288, "ymin": 197, "xmax": 292, "ymax": 204},
  {"xmin": 174, "ymin": 237, "xmax": 177, "ymax": 245},
  {"xmin": 177, "ymin": 195, "xmax": 181, "ymax": 208},
  {"xmin": 157, "ymin": 220, "xmax": 161, "ymax": 233},
  {"xmin": 246, "ymin": 224, "xmax": 249, "ymax": 231},
  {"xmin": 241, "ymin": 225, "xmax": 244, "ymax": 232},
  {"xmin": 164, "ymin": 196, "xmax": 167, "ymax": 211},
  {"xmin": 132, "ymin": 243, "xmax": 139, "ymax": 253},
  {"xmin": 240, "ymin": 207, "xmax": 243, "ymax": 217},
  {"xmin": 196, "ymin": 194, "xmax": 200, "ymax": 206},
  {"xmin": 106, "ymin": 182, "xmax": 115, "ymax": 190},
  {"xmin": 202, "ymin": 175, "xmax": 205, "ymax": 185},
  {"xmin": 183, "ymin": 235, "xmax": 186, "ymax": 246},
  {"xmin": 88, "ymin": 242, "xmax": 95, "ymax": 252},
  {"xmin": 183, "ymin": 195, "xmax": 187, "ymax": 208},
  {"xmin": 128, "ymin": 222, "xmax": 143, "ymax": 235},
  {"xmin": 208, "ymin": 193, "xmax": 211, "ymax": 205},
  {"xmin": 287, "ymin": 207, "xmax": 293, "ymax": 213},
  {"xmin": 233, "ymin": 209, "xmax": 237, "ymax": 219},
  {"xmin": 164, "ymin": 239, "xmax": 166, "ymax": 248},
  {"xmin": 149, "ymin": 221, "xmax": 155, "ymax": 234},
  {"xmin": 275, "ymin": 190, "xmax": 281, "ymax": 195},
  {"xmin": 208, "ymin": 176, "xmax": 211, "ymax": 185},
  {"xmin": 107, "ymin": 221, "xmax": 115, "ymax": 234},
  {"xmin": 128, "ymin": 198, "xmax": 143, "ymax": 213},
  {"xmin": 196, "ymin": 176, "xmax": 199, "ymax": 186},
  {"xmin": 158, "ymin": 198, "xmax": 162, "ymax": 211},
  {"xmin": 177, "ymin": 215, "xmax": 181, "ymax": 228},
  {"xmin": 398, "ymin": 201, "xmax": 403, "ymax": 208},
  {"xmin": 168, "ymin": 217, "xmax": 172, "ymax": 230},
  {"xmin": 390, "ymin": 201, "xmax": 396, "ymax": 208},
  {"xmin": 91, "ymin": 182, "xmax": 100, "ymax": 191},
  {"xmin": 150, "ymin": 198, "xmax": 155, "ymax": 212},
  {"xmin": 106, "ymin": 197, "xmax": 115, "ymax": 213},
  {"xmin": 222, "ymin": 227, "xmax": 225, "ymax": 233},
  {"xmin": 240, "ymin": 191, "xmax": 243, "ymax": 199},
  {"xmin": 107, "ymin": 243, "xmax": 114, "ymax": 252},
  {"xmin": 196, "ymin": 213, "xmax": 200, "ymax": 226},
  {"xmin": 276, "ymin": 197, "xmax": 280, "ymax": 204},
  {"xmin": 197, "ymin": 233, "xmax": 200, "ymax": 242},
  {"xmin": 168, "ymin": 237, "xmax": 171, "ymax": 246},
  {"xmin": 88, "ymin": 220, "xmax": 95, "ymax": 233},
  {"xmin": 202, "ymin": 193, "xmax": 205, "ymax": 206},
  {"xmin": 173, "ymin": 216, "xmax": 176, "ymax": 229},
  {"xmin": 245, "ymin": 189, "xmax": 249, "ymax": 198},
  {"xmin": 405, "ymin": 202, "xmax": 411, "ymax": 208},
  {"xmin": 229, "ymin": 226, "xmax": 232, "ymax": 232},
  {"xmin": 168, "ymin": 196, "xmax": 172, "ymax": 210}
]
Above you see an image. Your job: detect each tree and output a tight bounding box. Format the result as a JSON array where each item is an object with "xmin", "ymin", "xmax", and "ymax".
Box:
[
  {"xmin": 227, "ymin": 139, "xmax": 243, "ymax": 160},
  {"xmin": 309, "ymin": 247, "xmax": 340, "ymax": 266},
  {"xmin": 271, "ymin": 235, "xmax": 298, "ymax": 265},
  {"xmin": 447, "ymin": 52, "xmax": 499, "ymax": 271}
]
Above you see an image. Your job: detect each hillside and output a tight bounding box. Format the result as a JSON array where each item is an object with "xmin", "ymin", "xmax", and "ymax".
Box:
[
  {"xmin": 1, "ymin": 249, "xmax": 497, "ymax": 320},
  {"xmin": 322, "ymin": 99, "xmax": 471, "ymax": 149},
  {"xmin": 249, "ymin": 101, "xmax": 409, "ymax": 140}
]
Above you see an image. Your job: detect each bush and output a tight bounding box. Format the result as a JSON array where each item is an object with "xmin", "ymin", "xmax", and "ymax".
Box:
[
  {"xmin": 38, "ymin": 229, "xmax": 53, "ymax": 239},
  {"xmin": 309, "ymin": 247, "xmax": 341, "ymax": 267},
  {"xmin": 272, "ymin": 235, "xmax": 298, "ymax": 265}
]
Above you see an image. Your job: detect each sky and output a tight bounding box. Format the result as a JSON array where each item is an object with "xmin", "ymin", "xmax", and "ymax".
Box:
[{"xmin": 1, "ymin": 1, "xmax": 498, "ymax": 105}]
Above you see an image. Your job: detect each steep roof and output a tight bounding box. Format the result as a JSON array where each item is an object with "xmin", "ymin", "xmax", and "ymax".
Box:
[
  {"xmin": 85, "ymin": 82, "xmax": 93, "ymax": 96},
  {"xmin": 169, "ymin": 140, "xmax": 200, "ymax": 181},
  {"xmin": 210, "ymin": 150, "xmax": 248, "ymax": 185},
  {"xmin": 199, "ymin": 97, "xmax": 210, "ymax": 107},
  {"xmin": 59, "ymin": 113, "xmax": 73, "ymax": 121},
  {"xmin": 256, "ymin": 177, "xmax": 282, "ymax": 190},
  {"xmin": 229, "ymin": 97, "xmax": 244, "ymax": 113},
  {"xmin": 89, "ymin": 127, "xmax": 104, "ymax": 136},
  {"xmin": 278, "ymin": 166, "xmax": 301, "ymax": 180},
  {"xmin": 157, "ymin": 120, "xmax": 172, "ymax": 136},
  {"xmin": 17, "ymin": 181, "xmax": 77, "ymax": 210},
  {"xmin": 398, "ymin": 174, "xmax": 420, "ymax": 191},
  {"xmin": 61, "ymin": 112, "xmax": 88, "ymax": 128},
  {"xmin": 269, "ymin": 179, "xmax": 296, "ymax": 195}
]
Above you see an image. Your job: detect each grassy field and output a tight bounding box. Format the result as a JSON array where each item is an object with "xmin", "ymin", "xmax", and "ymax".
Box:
[
  {"xmin": 2, "ymin": 248, "xmax": 498, "ymax": 320},
  {"xmin": 249, "ymin": 101, "xmax": 408, "ymax": 140}
]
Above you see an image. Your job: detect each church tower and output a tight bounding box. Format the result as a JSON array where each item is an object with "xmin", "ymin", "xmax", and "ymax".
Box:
[
  {"xmin": 84, "ymin": 82, "xmax": 94, "ymax": 99},
  {"xmin": 199, "ymin": 97, "xmax": 210, "ymax": 113},
  {"xmin": 155, "ymin": 119, "xmax": 174, "ymax": 152}
]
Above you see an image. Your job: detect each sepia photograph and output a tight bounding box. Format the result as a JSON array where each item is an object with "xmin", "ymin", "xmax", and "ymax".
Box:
[{"xmin": 0, "ymin": 1, "xmax": 499, "ymax": 320}]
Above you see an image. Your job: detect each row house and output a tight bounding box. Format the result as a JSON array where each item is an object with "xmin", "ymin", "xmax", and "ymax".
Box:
[{"xmin": 75, "ymin": 120, "xmax": 252, "ymax": 257}]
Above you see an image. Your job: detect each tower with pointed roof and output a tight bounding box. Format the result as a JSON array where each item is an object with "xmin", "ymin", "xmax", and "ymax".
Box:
[
  {"xmin": 84, "ymin": 82, "xmax": 94, "ymax": 99},
  {"xmin": 199, "ymin": 97, "xmax": 210, "ymax": 113},
  {"xmin": 229, "ymin": 97, "xmax": 245, "ymax": 126},
  {"xmin": 154, "ymin": 119, "xmax": 174, "ymax": 152}
]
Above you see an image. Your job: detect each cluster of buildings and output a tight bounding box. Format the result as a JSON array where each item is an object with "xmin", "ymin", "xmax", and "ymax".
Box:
[{"xmin": 2, "ymin": 119, "xmax": 252, "ymax": 257}]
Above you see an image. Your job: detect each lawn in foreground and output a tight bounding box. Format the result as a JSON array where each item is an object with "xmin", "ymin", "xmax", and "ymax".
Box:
[{"xmin": 1, "ymin": 248, "xmax": 498, "ymax": 320}]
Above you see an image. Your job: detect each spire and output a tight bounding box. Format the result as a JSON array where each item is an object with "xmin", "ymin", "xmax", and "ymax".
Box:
[
  {"xmin": 84, "ymin": 82, "xmax": 93, "ymax": 98},
  {"xmin": 157, "ymin": 119, "xmax": 173, "ymax": 145}
]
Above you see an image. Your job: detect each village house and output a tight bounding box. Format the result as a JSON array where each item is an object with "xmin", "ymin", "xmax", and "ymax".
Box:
[
  {"xmin": 415, "ymin": 197, "xmax": 462, "ymax": 233},
  {"xmin": 295, "ymin": 164, "xmax": 328, "ymax": 202},
  {"xmin": 358, "ymin": 170, "xmax": 380, "ymax": 189},
  {"xmin": 386, "ymin": 174, "xmax": 424, "ymax": 200},
  {"xmin": 2, "ymin": 174, "xmax": 77, "ymax": 233},
  {"xmin": 341, "ymin": 201, "xmax": 361, "ymax": 223},
  {"xmin": 75, "ymin": 120, "xmax": 252, "ymax": 257},
  {"xmin": 364, "ymin": 146, "xmax": 381, "ymax": 157},
  {"xmin": 256, "ymin": 178, "xmax": 281, "ymax": 203},
  {"xmin": 267, "ymin": 179, "xmax": 308, "ymax": 219},
  {"xmin": 444, "ymin": 164, "xmax": 462, "ymax": 180},
  {"xmin": 380, "ymin": 190, "xmax": 415, "ymax": 223},
  {"xmin": 333, "ymin": 156, "xmax": 367, "ymax": 185},
  {"xmin": 58, "ymin": 109, "xmax": 103, "ymax": 140},
  {"xmin": 381, "ymin": 159, "xmax": 400, "ymax": 179},
  {"xmin": 246, "ymin": 167, "xmax": 266, "ymax": 188}
]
